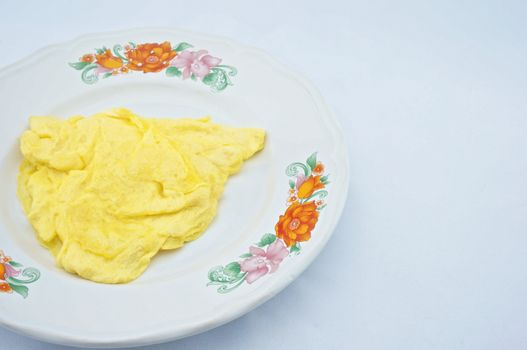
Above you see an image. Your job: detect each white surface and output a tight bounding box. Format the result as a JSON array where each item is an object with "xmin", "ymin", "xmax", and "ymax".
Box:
[{"xmin": 1, "ymin": 0, "xmax": 526, "ymax": 349}]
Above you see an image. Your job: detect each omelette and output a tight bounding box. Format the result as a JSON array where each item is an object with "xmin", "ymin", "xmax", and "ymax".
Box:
[{"xmin": 17, "ymin": 108, "xmax": 265, "ymax": 283}]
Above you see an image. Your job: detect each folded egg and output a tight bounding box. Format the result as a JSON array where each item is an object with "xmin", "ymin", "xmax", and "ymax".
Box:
[{"xmin": 17, "ymin": 108, "xmax": 265, "ymax": 283}]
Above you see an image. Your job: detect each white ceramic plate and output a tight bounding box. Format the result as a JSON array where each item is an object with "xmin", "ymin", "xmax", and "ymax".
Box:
[{"xmin": 0, "ymin": 28, "xmax": 348, "ymax": 348}]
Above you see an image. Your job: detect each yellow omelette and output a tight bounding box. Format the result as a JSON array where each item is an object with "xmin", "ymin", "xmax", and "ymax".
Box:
[{"xmin": 17, "ymin": 108, "xmax": 265, "ymax": 283}]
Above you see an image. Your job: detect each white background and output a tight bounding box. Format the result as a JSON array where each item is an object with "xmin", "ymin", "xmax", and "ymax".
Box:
[{"xmin": 1, "ymin": 0, "xmax": 526, "ymax": 349}]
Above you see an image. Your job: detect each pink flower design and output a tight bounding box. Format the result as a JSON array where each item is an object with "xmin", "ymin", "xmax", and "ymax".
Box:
[
  {"xmin": 0, "ymin": 251, "xmax": 20, "ymax": 280},
  {"xmin": 239, "ymin": 239, "xmax": 289, "ymax": 284},
  {"xmin": 171, "ymin": 50, "xmax": 222, "ymax": 80},
  {"xmin": 2, "ymin": 263, "xmax": 20, "ymax": 279}
]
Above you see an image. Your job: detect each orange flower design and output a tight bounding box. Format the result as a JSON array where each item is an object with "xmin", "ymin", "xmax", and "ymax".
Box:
[
  {"xmin": 0, "ymin": 263, "xmax": 5, "ymax": 280},
  {"xmin": 313, "ymin": 162, "xmax": 325, "ymax": 175},
  {"xmin": 126, "ymin": 41, "xmax": 176, "ymax": 73},
  {"xmin": 95, "ymin": 49, "xmax": 123, "ymax": 69},
  {"xmin": 0, "ymin": 281, "xmax": 11, "ymax": 293},
  {"xmin": 297, "ymin": 175, "xmax": 325, "ymax": 199},
  {"xmin": 81, "ymin": 54, "xmax": 95, "ymax": 63},
  {"xmin": 275, "ymin": 201, "xmax": 319, "ymax": 247}
]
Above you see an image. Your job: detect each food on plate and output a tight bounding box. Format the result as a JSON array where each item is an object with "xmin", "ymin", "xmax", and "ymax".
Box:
[{"xmin": 17, "ymin": 108, "xmax": 265, "ymax": 283}]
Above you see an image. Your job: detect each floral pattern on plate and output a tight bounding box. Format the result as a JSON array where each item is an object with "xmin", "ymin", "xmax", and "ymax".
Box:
[
  {"xmin": 0, "ymin": 250, "xmax": 40, "ymax": 298},
  {"xmin": 69, "ymin": 41, "xmax": 237, "ymax": 91},
  {"xmin": 207, "ymin": 153, "xmax": 330, "ymax": 293}
]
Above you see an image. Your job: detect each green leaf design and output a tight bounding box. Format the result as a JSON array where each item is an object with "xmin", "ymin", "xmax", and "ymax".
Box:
[
  {"xmin": 69, "ymin": 61, "xmax": 91, "ymax": 70},
  {"xmin": 303, "ymin": 189, "xmax": 328, "ymax": 203},
  {"xmin": 81, "ymin": 64, "xmax": 99, "ymax": 84},
  {"xmin": 207, "ymin": 264, "xmax": 247, "ymax": 293},
  {"xmin": 8, "ymin": 283, "xmax": 28, "ymax": 298},
  {"xmin": 216, "ymin": 65, "xmax": 238, "ymax": 77},
  {"xmin": 320, "ymin": 175, "xmax": 329, "ymax": 183},
  {"xmin": 256, "ymin": 233, "xmax": 276, "ymax": 247},
  {"xmin": 7, "ymin": 267, "xmax": 41, "ymax": 284},
  {"xmin": 112, "ymin": 44, "xmax": 127, "ymax": 61},
  {"xmin": 102, "ymin": 72, "xmax": 112, "ymax": 79},
  {"xmin": 317, "ymin": 204, "xmax": 327, "ymax": 210},
  {"xmin": 166, "ymin": 66, "xmax": 182, "ymax": 77},
  {"xmin": 202, "ymin": 69, "xmax": 229, "ymax": 91},
  {"xmin": 289, "ymin": 179, "xmax": 296, "ymax": 189},
  {"xmin": 239, "ymin": 253, "xmax": 252, "ymax": 258},
  {"xmin": 290, "ymin": 243, "xmax": 301, "ymax": 255},
  {"xmin": 306, "ymin": 152, "xmax": 317, "ymax": 170},
  {"xmin": 286, "ymin": 162, "xmax": 310, "ymax": 177},
  {"xmin": 202, "ymin": 71, "xmax": 218, "ymax": 85},
  {"xmin": 95, "ymin": 48, "xmax": 105, "ymax": 54},
  {"xmin": 224, "ymin": 262, "xmax": 241, "ymax": 277},
  {"xmin": 174, "ymin": 42, "xmax": 193, "ymax": 52},
  {"xmin": 8, "ymin": 261, "xmax": 23, "ymax": 268}
]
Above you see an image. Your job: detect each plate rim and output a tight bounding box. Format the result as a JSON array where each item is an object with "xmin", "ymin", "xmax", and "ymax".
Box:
[{"xmin": 0, "ymin": 26, "xmax": 350, "ymax": 348}]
